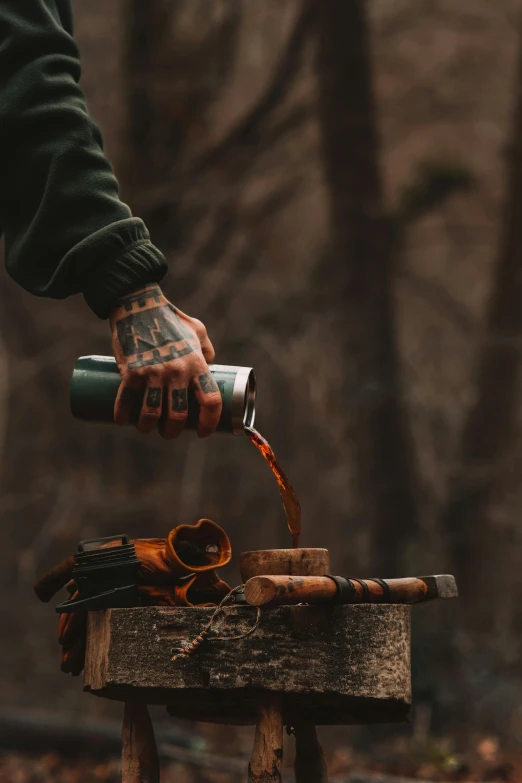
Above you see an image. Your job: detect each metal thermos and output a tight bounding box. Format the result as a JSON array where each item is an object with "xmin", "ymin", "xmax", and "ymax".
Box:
[{"xmin": 70, "ymin": 355, "xmax": 256, "ymax": 435}]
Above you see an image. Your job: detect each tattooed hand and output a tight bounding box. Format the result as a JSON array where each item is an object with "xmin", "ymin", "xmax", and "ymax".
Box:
[{"xmin": 109, "ymin": 284, "xmax": 222, "ymax": 438}]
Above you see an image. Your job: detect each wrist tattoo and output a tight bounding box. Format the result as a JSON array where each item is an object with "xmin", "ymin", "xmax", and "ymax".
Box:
[
  {"xmin": 119, "ymin": 284, "xmax": 163, "ymax": 311},
  {"xmin": 115, "ymin": 285, "xmax": 194, "ymax": 370},
  {"xmin": 198, "ymin": 372, "xmax": 219, "ymax": 394},
  {"xmin": 172, "ymin": 388, "xmax": 188, "ymax": 412},
  {"xmin": 146, "ymin": 387, "xmax": 162, "ymax": 408}
]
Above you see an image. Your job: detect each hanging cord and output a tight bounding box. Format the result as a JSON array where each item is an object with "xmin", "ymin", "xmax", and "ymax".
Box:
[{"xmin": 171, "ymin": 585, "xmax": 262, "ymax": 661}]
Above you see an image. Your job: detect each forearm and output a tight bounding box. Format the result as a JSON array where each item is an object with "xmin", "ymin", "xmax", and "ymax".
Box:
[{"xmin": 0, "ymin": 0, "xmax": 167, "ymax": 317}]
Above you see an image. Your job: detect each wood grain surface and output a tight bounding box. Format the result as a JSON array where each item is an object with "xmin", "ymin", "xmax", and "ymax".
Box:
[{"xmin": 84, "ymin": 605, "xmax": 411, "ymax": 725}]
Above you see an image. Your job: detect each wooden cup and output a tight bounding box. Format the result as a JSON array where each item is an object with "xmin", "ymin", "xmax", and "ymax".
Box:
[{"xmin": 240, "ymin": 548, "xmax": 330, "ymax": 581}]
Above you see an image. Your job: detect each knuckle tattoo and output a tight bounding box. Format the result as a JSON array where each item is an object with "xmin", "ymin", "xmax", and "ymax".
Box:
[
  {"xmin": 198, "ymin": 372, "xmax": 219, "ymax": 395},
  {"xmin": 171, "ymin": 388, "xmax": 188, "ymax": 413},
  {"xmin": 146, "ymin": 387, "xmax": 162, "ymax": 408}
]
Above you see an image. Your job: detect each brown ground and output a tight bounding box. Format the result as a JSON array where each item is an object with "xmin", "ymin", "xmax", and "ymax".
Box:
[{"xmin": 0, "ymin": 730, "xmax": 520, "ymax": 783}]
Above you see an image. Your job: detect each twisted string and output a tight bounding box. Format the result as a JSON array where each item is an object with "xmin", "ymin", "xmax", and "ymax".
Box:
[{"xmin": 171, "ymin": 585, "xmax": 262, "ymax": 661}]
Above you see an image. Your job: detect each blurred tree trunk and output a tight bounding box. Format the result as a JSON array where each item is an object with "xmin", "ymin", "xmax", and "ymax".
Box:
[
  {"xmin": 124, "ymin": 0, "xmax": 242, "ymax": 249},
  {"xmin": 315, "ymin": 0, "xmax": 418, "ymax": 575},
  {"xmin": 124, "ymin": 0, "xmax": 177, "ymax": 245},
  {"xmin": 442, "ymin": 17, "xmax": 522, "ymax": 615}
]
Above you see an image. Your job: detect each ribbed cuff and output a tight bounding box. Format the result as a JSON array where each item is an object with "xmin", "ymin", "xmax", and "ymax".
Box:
[{"xmin": 73, "ymin": 218, "xmax": 168, "ymax": 318}]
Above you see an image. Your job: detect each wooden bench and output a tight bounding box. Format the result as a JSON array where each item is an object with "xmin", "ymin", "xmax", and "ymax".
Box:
[{"xmin": 84, "ymin": 603, "xmax": 411, "ymax": 783}]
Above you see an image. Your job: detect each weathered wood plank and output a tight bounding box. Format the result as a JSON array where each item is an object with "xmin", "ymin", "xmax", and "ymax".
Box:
[
  {"xmin": 84, "ymin": 605, "xmax": 411, "ymax": 725},
  {"xmin": 84, "ymin": 610, "xmax": 111, "ymax": 692}
]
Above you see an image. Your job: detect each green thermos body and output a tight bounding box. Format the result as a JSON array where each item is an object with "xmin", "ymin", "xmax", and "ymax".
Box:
[{"xmin": 70, "ymin": 356, "xmax": 256, "ymax": 435}]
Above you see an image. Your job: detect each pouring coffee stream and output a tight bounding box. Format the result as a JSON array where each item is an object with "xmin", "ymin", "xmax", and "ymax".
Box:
[{"xmin": 245, "ymin": 425, "xmax": 301, "ymax": 548}]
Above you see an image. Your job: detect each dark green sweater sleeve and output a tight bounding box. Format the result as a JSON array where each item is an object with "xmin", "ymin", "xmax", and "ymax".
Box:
[{"xmin": 0, "ymin": 0, "xmax": 168, "ymax": 318}]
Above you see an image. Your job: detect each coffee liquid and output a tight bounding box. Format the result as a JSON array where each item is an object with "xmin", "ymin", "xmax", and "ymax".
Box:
[{"xmin": 245, "ymin": 426, "xmax": 301, "ymax": 548}]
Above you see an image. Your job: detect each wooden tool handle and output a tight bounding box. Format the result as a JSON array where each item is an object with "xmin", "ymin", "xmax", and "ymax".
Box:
[{"xmin": 243, "ymin": 574, "xmax": 457, "ymax": 608}]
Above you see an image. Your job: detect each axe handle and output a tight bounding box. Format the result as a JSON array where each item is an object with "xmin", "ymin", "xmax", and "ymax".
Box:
[{"xmin": 243, "ymin": 574, "xmax": 456, "ymax": 608}]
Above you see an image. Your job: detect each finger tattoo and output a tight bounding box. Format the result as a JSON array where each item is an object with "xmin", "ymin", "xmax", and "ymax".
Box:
[
  {"xmin": 172, "ymin": 389, "xmax": 188, "ymax": 412},
  {"xmin": 146, "ymin": 388, "xmax": 162, "ymax": 408},
  {"xmin": 198, "ymin": 372, "xmax": 219, "ymax": 394}
]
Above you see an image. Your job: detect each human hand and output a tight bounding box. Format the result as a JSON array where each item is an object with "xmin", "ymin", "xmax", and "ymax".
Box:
[{"xmin": 108, "ymin": 284, "xmax": 221, "ymax": 438}]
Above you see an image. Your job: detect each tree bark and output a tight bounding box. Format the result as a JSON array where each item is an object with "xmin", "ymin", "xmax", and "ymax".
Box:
[{"xmin": 315, "ymin": 0, "xmax": 418, "ymax": 575}]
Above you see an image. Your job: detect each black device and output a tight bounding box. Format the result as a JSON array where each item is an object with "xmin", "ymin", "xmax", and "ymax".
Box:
[{"xmin": 55, "ymin": 535, "xmax": 141, "ymax": 614}]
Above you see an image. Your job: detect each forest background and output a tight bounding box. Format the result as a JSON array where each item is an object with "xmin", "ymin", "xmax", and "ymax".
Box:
[{"xmin": 1, "ymin": 0, "xmax": 522, "ymax": 779}]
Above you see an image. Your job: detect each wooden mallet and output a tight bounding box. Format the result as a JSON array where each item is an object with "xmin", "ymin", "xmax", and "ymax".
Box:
[{"xmin": 243, "ymin": 574, "xmax": 458, "ymax": 609}]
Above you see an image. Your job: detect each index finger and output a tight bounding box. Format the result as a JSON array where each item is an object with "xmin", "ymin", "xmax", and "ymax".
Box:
[
  {"xmin": 114, "ymin": 376, "xmax": 144, "ymax": 426},
  {"xmin": 193, "ymin": 370, "xmax": 222, "ymax": 438}
]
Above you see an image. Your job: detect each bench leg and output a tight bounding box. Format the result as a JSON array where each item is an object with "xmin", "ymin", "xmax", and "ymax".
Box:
[
  {"xmin": 248, "ymin": 693, "xmax": 283, "ymax": 783},
  {"xmin": 294, "ymin": 722, "xmax": 328, "ymax": 783},
  {"xmin": 121, "ymin": 700, "xmax": 160, "ymax": 783}
]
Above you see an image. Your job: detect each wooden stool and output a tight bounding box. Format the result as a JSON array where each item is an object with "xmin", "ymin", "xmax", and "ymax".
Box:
[{"xmin": 83, "ymin": 549, "xmax": 412, "ymax": 783}]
